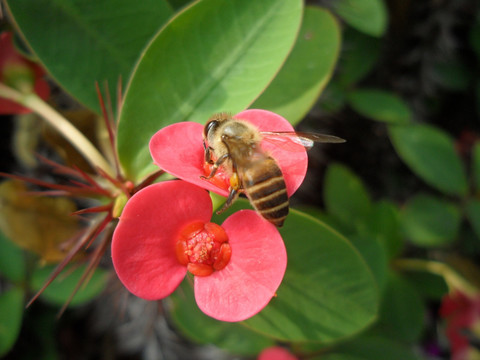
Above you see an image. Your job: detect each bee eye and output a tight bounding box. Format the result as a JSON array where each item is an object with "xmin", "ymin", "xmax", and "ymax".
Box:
[{"xmin": 204, "ymin": 120, "xmax": 218, "ymax": 138}]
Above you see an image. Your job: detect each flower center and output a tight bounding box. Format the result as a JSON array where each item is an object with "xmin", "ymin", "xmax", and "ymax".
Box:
[{"xmin": 175, "ymin": 221, "xmax": 232, "ymax": 277}]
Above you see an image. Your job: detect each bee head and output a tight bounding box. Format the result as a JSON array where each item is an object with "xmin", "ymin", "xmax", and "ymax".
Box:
[
  {"xmin": 204, "ymin": 119, "xmax": 219, "ymax": 139},
  {"xmin": 204, "ymin": 113, "xmax": 231, "ymax": 139}
]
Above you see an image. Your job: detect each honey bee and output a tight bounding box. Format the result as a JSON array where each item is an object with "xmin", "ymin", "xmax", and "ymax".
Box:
[{"xmin": 201, "ymin": 113, "xmax": 345, "ymax": 227}]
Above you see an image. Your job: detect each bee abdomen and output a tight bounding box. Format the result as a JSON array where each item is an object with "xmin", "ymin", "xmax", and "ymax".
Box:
[{"xmin": 244, "ymin": 158, "xmax": 289, "ymax": 227}]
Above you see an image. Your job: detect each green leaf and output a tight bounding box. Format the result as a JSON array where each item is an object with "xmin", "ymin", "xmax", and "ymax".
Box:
[
  {"xmin": 337, "ymin": 28, "xmax": 381, "ymax": 87},
  {"xmin": 389, "ymin": 124, "xmax": 468, "ymax": 196},
  {"xmin": 251, "ymin": 6, "xmax": 341, "ymax": 125},
  {"xmin": 401, "ymin": 193, "xmax": 461, "ymax": 247},
  {"xmin": 0, "ymin": 287, "xmax": 24, "ymax": 357},
  {"xmin": 324, "ymin": 163, "xmax": 372, "ymax": 233},
  {"xmin": 6, "ymin": 0, "xmax": 173, "ymax": 112},
  {"xmin": 473, "ymin": 142, "xmax": 480, "ymax": 191},
  {"xmin": 298, "ymin": 206, "xmax": 352, "ymax": 236},
  {"xmin": 117, "ymin": 0, "xmax": 303, "ymax": 181},
  {"xmin": 376, "ymin": 272, "xmax": 425, "ymax": 343},
  {"xmin": 327, "ymin": 335, "xmax": 422, "ymax": 360},
  {"xmin": 365, "ymin": 200, "xmax": 403, "ymax": 259},
  {"xmin": 466, "ymin": 199, "xmax": 480, "ymax": 241},
  {"xmin": 350, "ymin": 235, "xmax": 388, "ymax": 290},
  {"xmin": 170, "ymin": 280, "xmax": 274, "ymax": 355},
  {"xmin": 404, "ymin": 271, "xmax": 448, "ymax": 301},
  {"xmin": 347, "ymin": 89, "xmax": 412, "ymax": 124},
  {"xmin": 30, "ymin": 264, "xmax": 108, "ymax": 307},
  {"xmin": 0, "ymin": 230, "xmax": 26, "ymax": 284},
  {"xmin": 245, "ymin": 211, "xmax": 378, "ymax": 342},
  {"xmin": 166, "ymin": 0, "xmax": 193, "ymax": 11},
  {"xmin": 333, "ymin": 0, "xmax": 387, "ymax": 37}
]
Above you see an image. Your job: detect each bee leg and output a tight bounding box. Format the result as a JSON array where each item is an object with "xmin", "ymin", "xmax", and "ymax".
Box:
[
  {"xmin": 203, "ymin": 141, "xmax": 214, "ymax": 164},
  {"xmin": 200, "ymin": 153, "xmax": 229, "ymax": 179},
  {"xmin": 216, "ymin": 172, "xmax": 240, "ymax": 214},
  {"xmin": 216, "ymin": 187, "xmax": 239, "ymax": 214}
]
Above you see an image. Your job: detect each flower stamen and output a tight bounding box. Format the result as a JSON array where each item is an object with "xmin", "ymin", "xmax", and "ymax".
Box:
[{"xmin": 175, "ymin": 221, "xmax": 231, "ymax": 276}]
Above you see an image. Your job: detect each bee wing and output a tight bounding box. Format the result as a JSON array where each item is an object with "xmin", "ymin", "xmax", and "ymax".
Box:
[{"xmin": 261, "ymin": 131, "xmax": 345, "ymax": 151}]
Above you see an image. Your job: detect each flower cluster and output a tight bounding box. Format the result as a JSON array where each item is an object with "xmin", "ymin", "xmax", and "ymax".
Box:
[{"xmin": 111, "ymin": 109, "xmax": 309, "ymax": 321}]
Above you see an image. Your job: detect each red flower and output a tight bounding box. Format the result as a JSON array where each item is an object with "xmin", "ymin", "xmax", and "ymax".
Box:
[
  {"xmin": 149, "ymin": 109, "xmax": 308, "ymax": 198},
  {"xmin": 258, "ymin": 347, "xmax": 298, "ymax": 360},
  {"xmin": 0, "ymin": 32, "xmax": 50, "ymax": 114},
  {"xmin": 111, "ymin": 180, "xmax": 287, "ymax": 322},
  {"xmin": 440, "ymin": 291, "xmax": 480, "ymax": 360}
]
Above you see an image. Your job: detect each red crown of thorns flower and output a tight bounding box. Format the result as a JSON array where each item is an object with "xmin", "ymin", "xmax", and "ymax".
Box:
[
  {"xmin": 112, "ymin": 109, "xmax": 307, "ymax": 321},
  {"xmin": 112, "ymin": 180, "xmax": 287, "ymax": 322}
]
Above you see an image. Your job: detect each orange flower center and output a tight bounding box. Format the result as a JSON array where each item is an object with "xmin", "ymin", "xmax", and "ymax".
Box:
[{"xmin": 175, "ymin": 221, "xmax": 231, "ymax": 277}]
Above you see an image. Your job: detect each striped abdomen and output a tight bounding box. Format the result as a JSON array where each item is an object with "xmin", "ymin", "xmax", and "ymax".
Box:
[{"xmin": 242, "ymin": 157, "xmax": 289, "ymax": 227}]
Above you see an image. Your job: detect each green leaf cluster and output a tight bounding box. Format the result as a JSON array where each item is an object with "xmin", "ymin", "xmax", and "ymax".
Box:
[
  {"xmin": 311, "ymin": 163, "xmax": 430, "ymax": 358},
  {"xmin": 317, "ymin": 0, "xmax": 480, "ymax": 283}
]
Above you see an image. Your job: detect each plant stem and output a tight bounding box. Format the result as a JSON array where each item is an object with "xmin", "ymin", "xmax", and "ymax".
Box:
[
  {"xmin": 0, "ymin": 83, "xmax": 115, "ymax": 176},
  {"xmin": 394, "ymin": 258, "xmax": 478, "ymax": 296}
]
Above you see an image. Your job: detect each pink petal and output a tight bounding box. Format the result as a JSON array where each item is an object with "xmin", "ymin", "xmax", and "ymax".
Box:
[
  {"xmin": 194, "ymin": 210, "xmax": 287, "ymax": 322},
  {"xmin": 235, "ymin": 109, "xmax": 308, "ymax": 196},
  {"xmin": 258, "ymin": 347, "xmax": 298, "ymax": 360},
  {"xmin": 149, "ymin": 122, "xmax": 230, "ymax": 196},
  {"xmin": 111, "ymin": 181, "xmax": 212, "ymax": 300}
]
